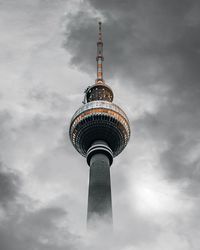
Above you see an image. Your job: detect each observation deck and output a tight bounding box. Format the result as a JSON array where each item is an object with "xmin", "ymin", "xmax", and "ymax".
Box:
[{"xmin": 69, "ymin": 100, "xmax": 130, "ymax": 158}]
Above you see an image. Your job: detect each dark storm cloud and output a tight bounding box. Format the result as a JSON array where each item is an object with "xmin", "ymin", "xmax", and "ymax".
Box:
[
  {"xmin": 65, "ymin": 0, "xmax": 200, "ymax": 104},
  {"xmin": 65, "ymin": 0, "xmax": 200, "ymax": 195},
  {"xmin": 65, "ymin": 0, "xmax": 200, "ymax": 87},
  {"xmin": 0, "ymin": 124, "xmax": 75, "ymax": 249},
  {"xmin": 0, "ymin": 112, "xmax": 21, "ymax": 206},
  {"xmin": 0, "ymin": 205, "xmax": 77, "ymax": 250},
  {"xmin": 0, "ymin": 163, "xmax": 21, "ymax": 206}
]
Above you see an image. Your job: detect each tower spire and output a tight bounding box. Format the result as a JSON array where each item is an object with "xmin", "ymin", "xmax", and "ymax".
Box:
[{"xmin": 96, "ymin": 21, "xmax": 104, "ymax": 84}]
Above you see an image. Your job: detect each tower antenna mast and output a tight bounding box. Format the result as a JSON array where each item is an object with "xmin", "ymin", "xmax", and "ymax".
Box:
[{"xmin": 96, "ymin": 21, "xmax": 104, "ymax": 84}]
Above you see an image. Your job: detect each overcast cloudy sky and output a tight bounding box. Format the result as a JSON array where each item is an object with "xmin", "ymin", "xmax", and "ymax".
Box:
[{"xmin": 1, "ymin": 0, "xmax": 200, "ymax": 249}]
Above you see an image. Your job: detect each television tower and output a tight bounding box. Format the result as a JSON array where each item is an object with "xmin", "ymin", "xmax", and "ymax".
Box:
[{"xmin": 69, "ymin": 22, "xmax": 130, "ymax": 224}]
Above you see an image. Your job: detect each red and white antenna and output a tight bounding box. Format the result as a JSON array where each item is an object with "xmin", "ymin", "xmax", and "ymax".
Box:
[{"xmin": 96, "ymin": 21, "xmax": 104, "ymax": 84}]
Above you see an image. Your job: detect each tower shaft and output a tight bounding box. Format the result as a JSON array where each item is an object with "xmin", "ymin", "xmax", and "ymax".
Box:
[{"xmin": 87, "ymin": 142, "xmax": 112, "ymax": 223}]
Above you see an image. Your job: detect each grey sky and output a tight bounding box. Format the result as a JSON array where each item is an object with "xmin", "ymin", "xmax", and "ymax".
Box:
[{"xmin": 0, "ymin": 0, "xmax": 200, "ymax": 249}]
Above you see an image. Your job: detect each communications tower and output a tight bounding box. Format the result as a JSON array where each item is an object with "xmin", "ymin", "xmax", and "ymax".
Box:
[{"xmin": 69, "ymin": 22, "xmax": 130, "ymax": 224}]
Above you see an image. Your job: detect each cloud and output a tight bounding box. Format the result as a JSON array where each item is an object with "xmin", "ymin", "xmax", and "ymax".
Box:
[
  {"xmin": 0, "ymin": 163, "xmax": 21, "ymax": 210},
  {"xmin": 0, "ymin": 162, "xmax": 78, "ymax": 250},
  {"xmin": 0, "ymin": 0, "xmax": 200, "ymax": 249},
  {"xmin": 0, "ymin": 205, "xmax": 78, "ymax": 250}
]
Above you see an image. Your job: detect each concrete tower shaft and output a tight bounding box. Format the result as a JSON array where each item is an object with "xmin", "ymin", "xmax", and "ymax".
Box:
[{"xmin": 87, "ymin": 141, "xmax": 112, "ymax": 222}]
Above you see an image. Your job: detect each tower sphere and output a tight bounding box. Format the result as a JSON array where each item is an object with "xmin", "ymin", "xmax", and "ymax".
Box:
[{"xmin": 69, "ymin": 100, "xmax": 130, "ymax": 160}]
